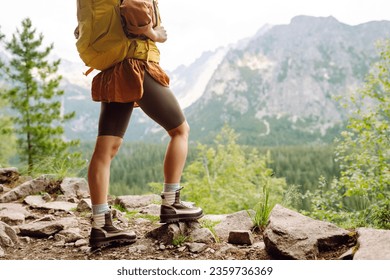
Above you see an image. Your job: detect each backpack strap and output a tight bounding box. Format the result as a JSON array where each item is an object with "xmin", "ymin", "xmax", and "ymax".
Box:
[{"xmin": 83, "ymin": 67, "xmax": 95, "ymax": 76}]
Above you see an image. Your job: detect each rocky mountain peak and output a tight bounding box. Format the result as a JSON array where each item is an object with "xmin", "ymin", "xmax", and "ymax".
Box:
[{"xmin": 185, "ymin": 16, "xmax": 390, "ymax": 145}]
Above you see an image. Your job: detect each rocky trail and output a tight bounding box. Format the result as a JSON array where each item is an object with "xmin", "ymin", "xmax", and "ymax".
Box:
[{"xmin": 0, "ymin": 168, "xmax": 389, "ymax": 260}]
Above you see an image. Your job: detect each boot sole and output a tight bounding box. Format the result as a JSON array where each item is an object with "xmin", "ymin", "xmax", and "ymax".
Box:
[
  {"xmin": 90, "ymin": 235, "xmax": 136, "ymax": 251},
  {"xmin": 160, "ymin": 213, "xmax": 204, "ymax": 224}
]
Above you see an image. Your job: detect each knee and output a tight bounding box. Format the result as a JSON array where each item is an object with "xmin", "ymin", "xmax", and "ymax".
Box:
[
  {"xmin": 93, "ymin": 136, "xmax": 123, "ymax": 161},
  {"xmin": 168, "ymin": 121, "xmax": 190, "ymax": 139},
  {"xmin": 108, "ymin": 142, "xmax": 121, "ymax": 159}
]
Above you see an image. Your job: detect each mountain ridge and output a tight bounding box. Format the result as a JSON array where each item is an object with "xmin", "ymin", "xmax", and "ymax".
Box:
[
  {"xmin": 1, "ymin": 16, "xmax": 389, "ymax": 145},
  {"xmin": 184, "ymin": 15, "xmax": 390, "ymax": 145}
]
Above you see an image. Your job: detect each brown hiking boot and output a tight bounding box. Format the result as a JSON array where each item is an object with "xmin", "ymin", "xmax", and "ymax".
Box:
[
  {"xmin": 89, "ymin": 210, "xmax": 136, "ymax": 250},
  {"xmin": 160, "ymin": 187, "xmax": 203, "ymax": 223}
]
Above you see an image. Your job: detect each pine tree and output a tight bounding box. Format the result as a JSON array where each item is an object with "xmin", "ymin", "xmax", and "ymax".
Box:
[{"xmin": 2, "ymin": 18, "xmax": 79, "ymax": 174}]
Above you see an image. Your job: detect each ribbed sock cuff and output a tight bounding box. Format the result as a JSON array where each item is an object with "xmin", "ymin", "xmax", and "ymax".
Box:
[
  {"xmin": 92, "ymin": 213, "xmax": 106, "ymax": 228},
  {"xmin": 161, "ymin": 191, "xmax": 176, "ymax": 205},
  {"xmin": 163, "ymin": 183, "xmax": 180, "ymax": 193},
  {"xmin": 92, "ymin": 203, "xmax": 110, "ymax": 215}
]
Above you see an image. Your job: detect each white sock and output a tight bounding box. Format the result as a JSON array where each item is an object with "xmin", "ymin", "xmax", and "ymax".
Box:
[
  {"xmin": 163, "ymin": 183, "xmax": 180, "ymax": 193},
  {"xmin": 161, "ymin": 191, "xmax": 176, "ymax": 205},
  {"xmin": 92, "ymin": 213, "xmax": 106, "ymax": 228},
  {"xmin": 92, "ymin": 203, "xmax": 110, "ymax": 215}
]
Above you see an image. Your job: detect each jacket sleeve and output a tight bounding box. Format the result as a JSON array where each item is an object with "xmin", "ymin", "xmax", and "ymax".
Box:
[{"xmin": 120, "ymin": 0, "xmax": 153, "ymax": 35}]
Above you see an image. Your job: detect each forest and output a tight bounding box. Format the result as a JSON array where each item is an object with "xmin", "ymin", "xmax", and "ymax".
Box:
[{"xmin": 0, "ymin": 19, "xmax": 389, "ymax": 230}]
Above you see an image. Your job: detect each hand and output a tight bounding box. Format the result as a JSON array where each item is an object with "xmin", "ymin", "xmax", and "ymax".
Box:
[
  {"xmin": 144, "ymin": 26, "xmax": 167, "ymax": 43},
  {"xmin": 154, "ymin": 26, "xmax": 167, "ymax": 43}
]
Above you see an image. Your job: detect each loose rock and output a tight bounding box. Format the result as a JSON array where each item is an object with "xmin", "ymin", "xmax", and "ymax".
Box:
[
  {"xmin": 263, "ymin": 204, "xmax": 356, "ymax": 260},
  {"xmin": 228, "ymin": 230, "xmax": 254, "ymax": 245},
  {"xmin": 354, "ymin": 228, "xmax": 390, "ymax": 260}
]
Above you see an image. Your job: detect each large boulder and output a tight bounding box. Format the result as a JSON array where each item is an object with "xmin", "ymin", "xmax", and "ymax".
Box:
[
  {"xmin": 0, "ymin": 176, "xmax": 55, "ymax": 203},
  {"xmin": 263, "ymin": 204, "xmax": 356, "ymax": 260},
  {"xmin": 353, "ymin": 228, "xmax": 390, "ymax": 260}
]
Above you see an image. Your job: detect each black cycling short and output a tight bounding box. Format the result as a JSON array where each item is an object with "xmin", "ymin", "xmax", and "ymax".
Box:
[{"xmin": 97, "ymin": 72, "xmax": 185, "ymax": 138}]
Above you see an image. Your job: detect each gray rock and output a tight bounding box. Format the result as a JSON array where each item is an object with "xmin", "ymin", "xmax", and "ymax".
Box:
[
  {"xmin": 129, "ymin": 244, "xmax": 148, "ymax": 254},
  {"xmin": 147, "ymin": 223, "xmax": 182, "ymax": 245},
  {"xmin": 77, "ymin": 198, "xmax": 92, "ymax": 212},
  {"xmin": 75, "ymin": 239, "xmax": 88, "ymax": 247},
  {"xmin": 19, "ymin": 221, "xmax": 64, "ymax": 238},
  {"xmin": 0, "ymin": 221, "xmax": 18, "ymax": 247},
  {"xmin": 19, "ymin": 236, "xmax": 31, "ymax": 244},
  {"xmin": 189, "ymin": 228, "xmax": 216, "ymax": 244},
  {"xmin": 228, "ymin": 230, "xmax": 254, "ymax": 245},
  {"xmin": 0, "ymin": 203, "xmax": 33, "ymax": 226},
  {"xmin": 253, "ymin": 241, "xmax": 266, "ymax": 250},
  {"xmin": 0, "ymin": 176, "xmax": 53, "ymax": 203},
  {"xmin": 0, "ymin": 167, "xmax": 19, "ymax": 184},
  {"xmin": 214, "ymin": 210, "xmax": 254, "ymax": 242},
  {"xmin": 60, "ymin": 178, "xmax": 90, "ymax": 200},
  {"xmin": 147, "ymin": 221, "xmax": 201, "ymax": 245},
  {"xmin": 139, "ymin": 204, "xmax": 161, "ymax": 216},
  {"xmin": 187, "ymin": 242, "xmax": 207, "ymax": 253},
  {"xmin": 24, "ymin": 195, "xmax": 46, "ymax": 208},
  {"xmin": 35, "ymin": 215, "xmax": 56, "ymax": 222},
  {"xmin": 0, "ymin": 211, "xmax": 25, "ymax": 226},
  {"xmin": 40, "ymin": 201, "xmax": 78, "ymax": 212},
  {"xmin": 55, "ymin": 228, "xmax": 84, "ymax": 243},
  {"xmin": 263, "ymin": 204, "xmax": 356, "ymax": 260},
  {"xmin": 353, "ymin": 228, "xmax": 390, "ymax": 260},
  {"xmin": 18, "ymin": 217, "xmax": 78, "ymax": 238},
  {"xmin": 116, "ymin": 194, "xmax": 160, "ymax": 210},
  {"xmin": 41, "ymin": 193, "xmax": 52, "ymax": 202}
]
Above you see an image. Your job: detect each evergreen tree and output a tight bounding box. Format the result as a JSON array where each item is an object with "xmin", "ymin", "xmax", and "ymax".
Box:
[{"xmin": 2, "ymin": 18, "xmax": 79, "ymax": 174}]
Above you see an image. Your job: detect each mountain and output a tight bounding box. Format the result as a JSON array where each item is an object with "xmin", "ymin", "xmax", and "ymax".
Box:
[
  {"xmin": 2, "ymin": 16, "xmax": 390, "ymax": 145},
  {"xmin": 184, "ymin": 16, "xmax": 390, "ymax": 145},
  {"xmin": 60, "ymin": 44, "xmax": 230, "ymax": 142}
]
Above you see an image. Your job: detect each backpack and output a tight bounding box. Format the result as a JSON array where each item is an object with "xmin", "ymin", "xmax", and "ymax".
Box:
[{"xmin": 75, "ymin": 0, "xmax": 131, "ymax": 73}]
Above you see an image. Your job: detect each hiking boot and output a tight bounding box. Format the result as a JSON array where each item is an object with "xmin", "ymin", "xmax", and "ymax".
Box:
[
  {"xmin": 89, "ymin": 210, "xmax": 136, "ymax": 250},
  {"xmin": 160, "ymin": 187, "xmax": 203, "ymax": 223}
]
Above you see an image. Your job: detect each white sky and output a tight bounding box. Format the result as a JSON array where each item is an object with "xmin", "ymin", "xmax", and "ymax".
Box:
[{"xmin": 1, "ymin": 0, "xmax": 390, "ymax": 71}]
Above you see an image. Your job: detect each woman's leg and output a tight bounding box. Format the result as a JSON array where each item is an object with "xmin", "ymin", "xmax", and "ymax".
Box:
[
  {"xmin": 87, "ymin": 102, "xmax": 136, "ymax": 249},
  {"xmin": 88, "ymin": 135, "xmax": 123, "ymax": 205},
  {"xmin": 137, "ymin": 73, "xmax": 203, "ymax": 223},
  {"xmin": 137, "ymin": 73, "xmax": 188, "ymax": 184},
  {"xmin": 88, "ymin": 102, "xmax": 134, "ymax": 205},
  {"xmin": 164, "ymin": 121, "xmax": 190, "ymax": 184}
]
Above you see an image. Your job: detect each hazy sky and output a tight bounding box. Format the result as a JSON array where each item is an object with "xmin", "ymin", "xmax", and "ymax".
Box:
[{"xmin": 1, "ymin": 0, "xmax": 390, "ymax": 70}]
